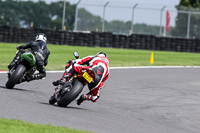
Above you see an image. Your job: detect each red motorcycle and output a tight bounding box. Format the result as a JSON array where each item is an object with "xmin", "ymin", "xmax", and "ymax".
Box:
[{"xmin": 49, "ymin": 52, "xmax": 95, "ymax": 107}]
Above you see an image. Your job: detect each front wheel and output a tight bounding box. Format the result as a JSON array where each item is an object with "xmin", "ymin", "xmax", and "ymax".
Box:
[
  {"xmin": 6, "ymin": 64, "xmax": 26, "ymax": 89},
  {"xmin": 57, "ymin": 80, "xmax": 84, "ymax": 107},
  {"xmin": 49, "ymin": 95, "xmax": 57, "ymax": 105}
]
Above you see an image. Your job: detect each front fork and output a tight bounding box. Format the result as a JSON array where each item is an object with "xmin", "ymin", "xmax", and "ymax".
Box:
[{"xmin": 7, "ymin": 67, "xmax": 15, "ymax": 79}]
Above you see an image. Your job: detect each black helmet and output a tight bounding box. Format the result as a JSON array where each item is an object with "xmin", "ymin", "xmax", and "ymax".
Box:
[
  {"xmin": 96, "ymin": 52, "xmax": 106, "ymax": 57},
  {"xmin": 35, "ymin": 33, "xmax": 47, "ymax": 42}
]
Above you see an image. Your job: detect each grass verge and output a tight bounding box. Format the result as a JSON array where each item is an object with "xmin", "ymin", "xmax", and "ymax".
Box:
[
  {"xmin": 0, "ymin": 118, "xmax": 92, "ymax": 133},
  {"xmin": 1, "ymin": 42, "xmax": 200, "ymax": 71}
]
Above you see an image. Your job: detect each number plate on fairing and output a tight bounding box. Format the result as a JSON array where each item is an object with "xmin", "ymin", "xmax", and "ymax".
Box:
[{"xmin": 83, "ymin": 72, "xmax": 93, "ymax": 83}]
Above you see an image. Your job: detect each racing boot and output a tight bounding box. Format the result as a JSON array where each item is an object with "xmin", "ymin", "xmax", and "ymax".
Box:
[
  {"xmin": 77, "ymin": 94, "xmax": 87, "ymax": 105},
  {"xmin": 77, "ymin": 94, "xmax": 99, "ymax": 105},
  {"xmin": 52, "ymin": 80, "xmax": 60, "ymax": 86},
  {"xmin": 26, "ymin": 73, "xmax": 45, "ymax": 82},
  {"xmin": 63, "ymin": 73, "xmax": 72, "ymax": 81},
  {"xmin": 33, "ymin": 73, "xmax": 45, "ymax": 80},
  {"xmin": 52, "ymin": 79, "xmax": 66, "ymax": 86}
]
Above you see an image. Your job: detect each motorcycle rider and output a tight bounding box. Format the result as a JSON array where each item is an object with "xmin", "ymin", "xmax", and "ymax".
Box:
[
  {"xmin": 52, "ymin": 52, "xmax": 109, "ymax": 105},
  {"xmin": 8, "ymin": 33, "xmax": 50, "ymax": 81}
]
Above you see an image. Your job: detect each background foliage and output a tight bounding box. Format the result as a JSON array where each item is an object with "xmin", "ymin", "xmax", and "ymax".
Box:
[
  {"xmin": 0, "ymin": 0, "xmax": 75, "ymax": 30},
  {"xmin": 0, "ymin": 0, "xmax": 168, "ymax": 35},
  {"xmin": 1, "ymin": 0, "xmax": 200, "ymax": 36},
  {"xmin": 171, "ymin": 0, "xmax": 200, "ymax": 38}
]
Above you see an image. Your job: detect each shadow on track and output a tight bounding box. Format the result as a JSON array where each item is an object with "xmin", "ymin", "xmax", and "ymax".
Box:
[
  {"xmin": 0, "ymin": 85, "xmax": 35, "ymax": 92},
  {"xmin": 39, "ymin": 102, "xmax": 88, "ymax": 110}
]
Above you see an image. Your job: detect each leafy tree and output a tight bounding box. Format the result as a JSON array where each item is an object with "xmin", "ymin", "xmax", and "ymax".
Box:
[
  {"xmin": 179, "ymin": 0, "xmax": 200, "ymax": 8},
  {"xmin": 77, "ymin": 8, "xmax": 102, "ymax": 31},
  {"xmin": 0, "ymin": 0, "xmax": 171, "ymax": 35},
  {"xmin": 0, "ymin": 0, "xmax": 21, "ymax": 26},
  {"xmin": 0, "ymin": 0, "xmax": 75, "ymax": 30},
  {"xmin": 171, "ymin": 0, "xmax": 200, "ymax": 38}
]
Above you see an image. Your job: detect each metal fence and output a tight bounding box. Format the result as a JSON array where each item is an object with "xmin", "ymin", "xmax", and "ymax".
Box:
[{"xmin": 74, "ymin": 1, "xmax": 200, "ymax": 39}]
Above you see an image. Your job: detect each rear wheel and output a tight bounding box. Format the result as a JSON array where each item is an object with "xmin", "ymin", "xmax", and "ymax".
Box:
[
  {"xmin": 6, "ymin": 64, "xmax": 26, "ymax": 89},
  {"xmin": 57, "ymin": 80, "xmax": 84, "ymax": 107}
]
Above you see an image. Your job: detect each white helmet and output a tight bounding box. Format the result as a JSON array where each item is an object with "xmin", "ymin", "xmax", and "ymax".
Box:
[
  {"xmin": 35, "ymin": 33, "xmax": 47, "ymax": 42},
  {"xmin": 96, "ymin": 52, "xmax": 106, "ymax": 57}
]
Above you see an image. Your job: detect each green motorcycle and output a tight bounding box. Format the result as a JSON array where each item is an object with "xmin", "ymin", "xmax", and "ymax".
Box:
[{"xmin": 6, "ymin": 50, "xmax": 37, "ymax": 89}]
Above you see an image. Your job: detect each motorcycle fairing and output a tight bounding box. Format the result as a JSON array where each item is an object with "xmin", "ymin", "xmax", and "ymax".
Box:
[
  {"xmin": 88, "ymin": 65, "xmax": 104, "ymax": 90},
  {"xmin": 21, "ymin": 52, "xmax": 36, "ymax": 67}
]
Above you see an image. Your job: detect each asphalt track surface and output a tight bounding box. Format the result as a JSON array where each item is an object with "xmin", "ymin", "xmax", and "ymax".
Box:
[{"xmin": 1, "ymin": 68, "xmax": 200, "ymax": 133}]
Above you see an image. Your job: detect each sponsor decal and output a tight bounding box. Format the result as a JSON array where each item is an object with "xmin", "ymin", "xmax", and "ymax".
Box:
[{"xmin": 97, "ymin": 69, "xmax": 102, "ymax": 75}]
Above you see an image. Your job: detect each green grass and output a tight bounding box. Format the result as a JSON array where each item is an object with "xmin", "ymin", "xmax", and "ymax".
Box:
[
  {"xmin": 0, "ymin": 118, "xmax": 92, "ymax": 133},
  {"xmin": 1, "ymin": 42, "xmax": 200, "ymax": 71}
]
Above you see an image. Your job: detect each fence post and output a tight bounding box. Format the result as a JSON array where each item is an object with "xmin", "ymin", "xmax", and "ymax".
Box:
[
  {"xmin": 159, "ymin": 6, "xmax": 166, "ymax": 36},
  {"xmin": 62, "ymin": 0, "xmax": 66, "ymax": 30},
  {"xmin": 102, "ymin": 2, "xmax": 109, "ymax": 32},
  {"xmin": 187, "ymin": 13, "xmax": 191, "ymax": 38},
  {"xmin": 131, "ymin": 4, "xmax": 138, "ymax": 34},
  {"xmin": 74, "ymin": 0, "xmax": 82, "ymax": 31}
]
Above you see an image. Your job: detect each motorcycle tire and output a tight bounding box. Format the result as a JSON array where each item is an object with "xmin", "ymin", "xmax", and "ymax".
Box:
[
  {"xmin": 6, "ymin": 64, "xmax": 26, "ymax": 89},
  {"xmin": 57, "ymin": 80, "xmax": 84, "ymax": 107},
  {"xmin": 49, "ymin": 95, "xmax": 57, "ymax": 105}
]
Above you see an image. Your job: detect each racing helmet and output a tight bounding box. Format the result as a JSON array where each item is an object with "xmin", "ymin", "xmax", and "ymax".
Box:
[
  {"xmin": 96, "ymin": 52, "xmax": 106, "ymax": 57},
  {"xmin": 35, "ymin": 33, "xmax": 47, "ymax": 43}
]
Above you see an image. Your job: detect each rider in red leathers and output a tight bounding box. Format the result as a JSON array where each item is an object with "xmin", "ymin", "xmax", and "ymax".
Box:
[{"xmin": 52, "ymin": 52, "xmax": 109, "ymax": 105}]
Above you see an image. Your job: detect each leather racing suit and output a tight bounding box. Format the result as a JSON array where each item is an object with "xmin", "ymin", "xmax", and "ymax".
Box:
[{"xmin": 54, "ymin": 54, "xmax": 109, "ymax": 105}]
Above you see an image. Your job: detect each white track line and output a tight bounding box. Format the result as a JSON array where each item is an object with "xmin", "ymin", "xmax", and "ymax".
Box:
[
  {"xmin": 1, "ymin": 66, "xmax": 200, "ymax": 74},
  {"xmin": 110, "ymin": 66, "xmax": 200, "ymax": 69}
]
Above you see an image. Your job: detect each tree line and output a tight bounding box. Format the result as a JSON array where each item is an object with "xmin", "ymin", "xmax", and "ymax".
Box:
[
  {"xmin": 0, "ymin": 0, "xmax": 199, "ymax": 38},
  {"xmin": 172, "ymin": 0, "xmax": 200, "ymax": 38},
  {"xmin": 0, "ymin": 0, "xmax": 75, "ymax": 30},
  {"xmin": 0, "ymin": 0, "xmax": 164, "ymax": 35}
]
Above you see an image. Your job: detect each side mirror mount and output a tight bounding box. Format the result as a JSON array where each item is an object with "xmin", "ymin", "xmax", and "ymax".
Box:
[{"xmin": 74, "ymin": 51, "xmax": 79, "ymax": 59}]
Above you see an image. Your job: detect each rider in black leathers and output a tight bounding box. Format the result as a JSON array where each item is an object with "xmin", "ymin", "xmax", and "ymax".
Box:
[{"xmin": 8, "ymin": 33, "xmax": 50, "ymax": 81}]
